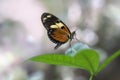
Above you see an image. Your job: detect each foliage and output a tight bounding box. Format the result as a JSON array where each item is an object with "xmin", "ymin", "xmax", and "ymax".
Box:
[{"xmin": 29, "ymin": 43, "xmax": 120, "ymax": 80}]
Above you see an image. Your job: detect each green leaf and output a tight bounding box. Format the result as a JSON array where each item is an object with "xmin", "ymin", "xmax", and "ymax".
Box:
[
  {"xmin": 74, "ymin": 49, "xmax": 100, "ymax": 75},
  {"xmin": 30, "ymin": 54, "xmax": 78, "ymax": 67},
  {"xmin": 30, "ymin": 49, "xmax": 100, "ymax": 75},
  {"xmin": 97, "ymin": 49, "xmax": 120, "ymax": 74}
]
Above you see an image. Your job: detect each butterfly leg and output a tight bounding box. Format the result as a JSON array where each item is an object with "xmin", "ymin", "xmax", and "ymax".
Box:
[{"xmin": 54, "ymin": 43, "xmax": 62, "ymax": 49}]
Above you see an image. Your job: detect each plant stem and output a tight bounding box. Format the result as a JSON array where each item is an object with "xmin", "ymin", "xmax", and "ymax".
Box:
[{"xmin": 89, "ymin": 75, "xmax": 95, "ymax": 80}]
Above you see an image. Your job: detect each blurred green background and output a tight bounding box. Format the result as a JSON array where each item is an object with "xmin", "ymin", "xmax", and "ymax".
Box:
[{"xmin": 0, "ymin": 0, "xmax": 120, "ymax": 80}]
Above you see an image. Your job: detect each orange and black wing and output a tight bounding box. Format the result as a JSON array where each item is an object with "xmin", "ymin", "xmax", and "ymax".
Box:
[{"xmin": 41, "ymin": 13, "xmax": 72, "ymax": 49}]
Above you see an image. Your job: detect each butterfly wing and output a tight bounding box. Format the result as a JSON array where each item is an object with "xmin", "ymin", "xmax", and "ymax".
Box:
[{"xmin": 41, "ymin": 13, "xmax": 72, "ymax": 49}]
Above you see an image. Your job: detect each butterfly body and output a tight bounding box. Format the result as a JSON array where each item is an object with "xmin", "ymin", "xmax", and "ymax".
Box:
[{"xmin": 41, "ymin": 13, "xmax": 75, "ymax": 49}]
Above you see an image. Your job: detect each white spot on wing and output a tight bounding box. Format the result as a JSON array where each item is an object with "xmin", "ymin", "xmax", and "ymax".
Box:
[
  {"xmin": 50, "ymin": 25, "xmax": 58, "ymax": 28},
  {"xmin": 47, "ymin": 15, "xmax": 51, "ymax": 18},
  {"xmin": 56, "ymin": 23, "xmax": 64, "ymax": 28}
]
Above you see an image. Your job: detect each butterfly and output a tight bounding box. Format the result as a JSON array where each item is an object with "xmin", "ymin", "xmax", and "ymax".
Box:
[{"xmin": 41, "ymin": 13, "xmax": 75, "ymax": 49}]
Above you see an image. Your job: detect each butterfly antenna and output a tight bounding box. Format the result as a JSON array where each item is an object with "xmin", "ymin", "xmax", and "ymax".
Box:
[
  {"xmin": 74, "ymin": 32, "xmax": 80, "ymax": 42},
  {"xmin": 72, "ymin": 28, "xmax": 81, "ymax": 42},
  {"xmin": 73, "ymin": 29, "xmax": 87, "ymax": 45}
]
